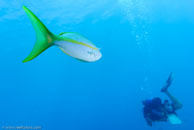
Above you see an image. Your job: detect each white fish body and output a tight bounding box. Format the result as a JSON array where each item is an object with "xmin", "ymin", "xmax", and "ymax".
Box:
[{"xmin": 55, "ymin": 33, "xmax": 102, "ymax": 62}]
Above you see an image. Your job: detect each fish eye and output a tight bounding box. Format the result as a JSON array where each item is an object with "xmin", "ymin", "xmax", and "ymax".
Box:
[{"xmin": 87, "ymin": 50, "xmax": 96, "ymax": 57}]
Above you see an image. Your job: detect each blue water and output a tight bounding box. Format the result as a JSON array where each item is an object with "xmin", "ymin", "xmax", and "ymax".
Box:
[{"xmin": 0, "ymin": 0, "xmax": 194, "ymax": 130}]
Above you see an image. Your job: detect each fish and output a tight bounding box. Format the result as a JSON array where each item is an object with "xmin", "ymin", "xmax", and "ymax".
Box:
[{"xmin": 22, "ymin": 6, "xmax": 102, "ymax": 63}]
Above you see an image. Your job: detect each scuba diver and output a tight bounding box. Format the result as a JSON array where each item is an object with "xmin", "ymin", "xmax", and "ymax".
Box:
[{"xmin": 142, "ymin": 73, "xmax": 183, "ymax": 126}]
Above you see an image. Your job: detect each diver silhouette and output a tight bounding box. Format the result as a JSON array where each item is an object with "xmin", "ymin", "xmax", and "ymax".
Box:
[{"xmin": 142, "ymin": 73, "xmax": 182, "ymax": 126}]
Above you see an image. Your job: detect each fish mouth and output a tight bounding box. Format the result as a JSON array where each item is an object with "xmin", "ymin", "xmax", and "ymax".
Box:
[
  {"xmin": 86, "ymin": 48, "xmax": 102, "ymax": 62},
  {"xmin": 87, "ymin": 53, "xmax": 102, "ymax": 62},
  {"xmin": 91, "ymin": 52, "xmax": 102, "ymax": 62},
  {"xmin": 96, "ymin": 52, "xmax": 102, "ymax": 61}
]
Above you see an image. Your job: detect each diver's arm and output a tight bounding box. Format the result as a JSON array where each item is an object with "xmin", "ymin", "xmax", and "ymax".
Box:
[
  {"xmin": 151, "ymin": 109, "xmax": 163, "ymax": 118},
  {"xmin": 165, "ymin": 90, "xmax": 183, "ymax": 110},
  {"xmin": 162, "ymin": 73, "xmax": 182, "ymax": 110},
  {"xmin": 145, "ymin": 117, "xmax": 152, "ymax": 126},
  {"xmin": 143, "ymin": 111, "xmax": 153, "ymax": 127}
]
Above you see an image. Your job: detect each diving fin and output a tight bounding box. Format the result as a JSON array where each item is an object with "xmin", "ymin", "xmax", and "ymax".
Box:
[{"xmin": 167, "ymin": 113, "xmax": 182, "ymax": 125}]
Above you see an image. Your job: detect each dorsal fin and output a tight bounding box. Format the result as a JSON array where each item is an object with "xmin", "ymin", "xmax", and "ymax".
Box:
[{"xmin": 59, "ymin": 32, "xmax": 68, "ymax": 36}]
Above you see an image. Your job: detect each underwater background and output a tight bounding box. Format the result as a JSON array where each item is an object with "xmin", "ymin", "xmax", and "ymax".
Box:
[{"xmin": 0, "ymin": 0, "xmax": 194, "ymax": 129}]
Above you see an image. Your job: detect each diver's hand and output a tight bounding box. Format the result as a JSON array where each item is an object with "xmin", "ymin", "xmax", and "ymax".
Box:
[
  {"xmin": 166, "ymin": 72, "xmax": 173, "ymax": 86},
  {"xmin": 161, "ymin": 72, "xmax": 173, "ymax": 92}
]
